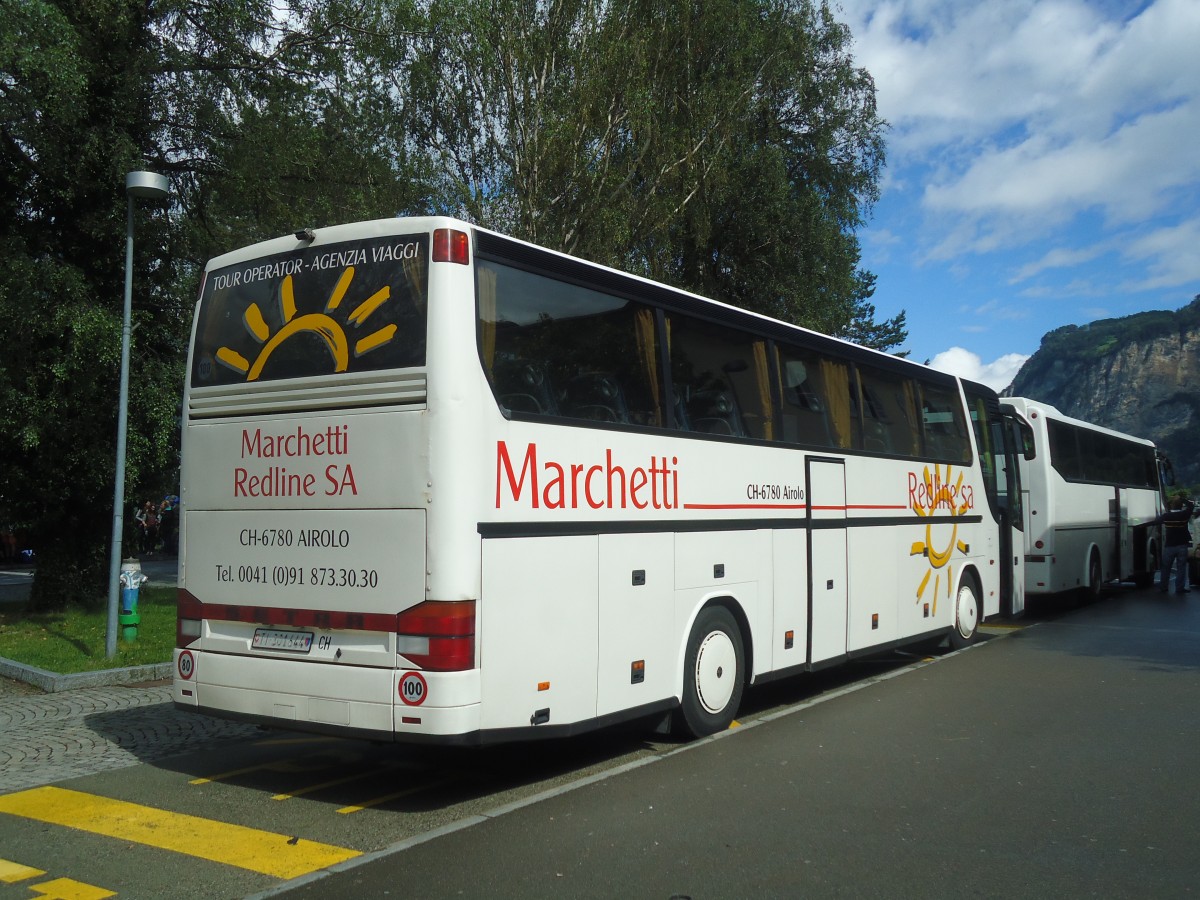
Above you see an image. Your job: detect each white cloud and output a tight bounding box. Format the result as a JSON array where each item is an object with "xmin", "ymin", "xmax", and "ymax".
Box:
[
  {"xmin": 927, "ymin": 347, "xmax": 1029, "ymax": 392},
  {"xmin": 1010, "ymin": 244, "xmax": 1109, "ymax": 283},
  {"xmin": 839, "ymin": 0, "xmax": 1200, "ymax": 254},
  {"xmin": 1118, "ymin": 218, "xmax": 1200, "ymax": 290}
]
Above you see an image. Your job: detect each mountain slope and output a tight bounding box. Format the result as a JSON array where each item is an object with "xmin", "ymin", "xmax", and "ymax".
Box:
[{"xmin": 1006, "ymin": 297, "xmax": 1200, "ymax": 487}]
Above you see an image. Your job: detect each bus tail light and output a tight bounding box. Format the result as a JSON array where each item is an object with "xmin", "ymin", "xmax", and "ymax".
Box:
[
  {"xmin": 432, "ymin": 228, "xmax": 469, "ymax": 265},
  {"xmin": 177, "ymin": 590, "xmax": 202, "ymax": 648},
  {"xmin": 396, "ymin": 600, "xmax": 476, "ymax": 671}
]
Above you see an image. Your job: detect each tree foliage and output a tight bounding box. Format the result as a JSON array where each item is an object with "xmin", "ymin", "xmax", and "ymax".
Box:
[
  {"xmin": 1, "ymin": 0, "xmax": 896, "ymax": 610},
  {"xmin": 417, "ymin": 0, "xmax": 897, "ymax": 342}
]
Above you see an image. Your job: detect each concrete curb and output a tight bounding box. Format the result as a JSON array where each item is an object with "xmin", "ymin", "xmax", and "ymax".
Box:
[{"xmin": 0, "ymin": 656, "xmax": 172, "ymax": 693}]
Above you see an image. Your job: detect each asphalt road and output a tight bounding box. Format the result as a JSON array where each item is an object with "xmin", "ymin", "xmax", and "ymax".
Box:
[
  {"xmin": 270, "ymin": 589, "xmax": 1200, "ymax": 900},
  {"xmin": 1, "ymin": 582, "xmax": 1197, "ymax": 899}
]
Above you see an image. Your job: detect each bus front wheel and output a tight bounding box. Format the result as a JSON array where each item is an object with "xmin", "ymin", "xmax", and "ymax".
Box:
[
  {"xmin": 676, "ymin": 606, "xmax": 745, "ymax": 738},
  {"xmin": 948, "ymin": 580, "xmax": 980, "ymax": 650}
]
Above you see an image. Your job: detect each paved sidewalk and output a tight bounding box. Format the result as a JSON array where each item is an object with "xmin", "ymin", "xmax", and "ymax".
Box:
[
  {"xmin": 0, "ymin": 682, "xmax": 258, "ymax": 795},
  {"xmin": 0, "ymin": 556, "xmax": 260, "ymax": 794}
]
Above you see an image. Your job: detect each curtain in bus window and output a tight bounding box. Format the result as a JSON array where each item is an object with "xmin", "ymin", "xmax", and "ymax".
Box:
[
  {"xmin": 477, "ymin": 264, "xmax": 497, "ymax": 371},
  {"xmin": 752, "ymin": 341, "xmax": 774, "ymax": 441},
  {"xmin": 902, "ymin": 381, "xmax": 920, "ymax": 456},
  {"xmin": 635, "ymin": 308, "xmax": 663, "ymax": 427},
  {"xmin": 404, "ymin": 254, "xmax": 428, "ymax": 318},
  {"xmin": 820, "ymin": 359, "xmax": 853, "ymax": 449}
]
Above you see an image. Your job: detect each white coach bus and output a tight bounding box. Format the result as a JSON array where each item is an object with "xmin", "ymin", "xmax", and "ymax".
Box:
[
  {"xmin": 1001, "ymin": 397, "xmax": 1166, "ymax": 599},
  {"xmin": 173, "ymin": 216, "xmax": 1025, "ymax": 743}
]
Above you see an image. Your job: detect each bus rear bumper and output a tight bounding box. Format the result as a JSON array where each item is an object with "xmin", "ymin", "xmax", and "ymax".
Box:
[{"xmin": 172, "ymin": 648, "xmax": 481, "ymax": 740}]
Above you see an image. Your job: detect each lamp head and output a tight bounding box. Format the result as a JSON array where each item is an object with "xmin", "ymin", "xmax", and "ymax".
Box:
[{"xmin": 126, "ymin": 171, "xmax": 169, "ymax": 201}]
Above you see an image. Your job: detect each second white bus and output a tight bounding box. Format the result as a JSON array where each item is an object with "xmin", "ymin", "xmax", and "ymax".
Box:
[{"xmin": 1001, "ymin": 397, "xmax": 1166, "ymax": 599}]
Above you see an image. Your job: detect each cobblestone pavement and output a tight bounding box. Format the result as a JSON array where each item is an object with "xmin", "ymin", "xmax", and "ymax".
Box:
[
  {"xmin": 1, "ymin": 556, "xmax": 259, "ymax": 794},
  {"xmin": 0, "ymin": 681, "xmax": 259, "ymax": 794}
]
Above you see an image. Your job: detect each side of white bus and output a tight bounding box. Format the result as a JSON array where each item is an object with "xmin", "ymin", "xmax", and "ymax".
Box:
[
  {"xmin": 1002, "ymin": 397, "xmax": 1163, "ymax": 598},
  {"xmin": 173, "ymin": 217, "xmax": 1017, "ymax": 744}
]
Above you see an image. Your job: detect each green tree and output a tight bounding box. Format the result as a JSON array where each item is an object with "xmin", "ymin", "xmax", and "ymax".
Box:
[
  {"xmin": 0, "ymin": 0, "xmax": 430, "ymax": 610},
  {"xmin": 413, "ymin": 0, "xmax": 901, "ymax": 349},
  {"xmin": 0, "ymin": 0, "xmax": 174, "ymax": 610}
]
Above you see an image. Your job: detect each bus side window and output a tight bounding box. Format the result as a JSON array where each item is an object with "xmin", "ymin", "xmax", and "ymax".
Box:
[
  {"xmin": 921, "ymin": 382, "xmax": 972, "ymax": 463},
  {"xmin": 857, "ymin": 366, "xmax": 920, "ymax": 457},
  {"xmin": 491, "ymin": 353, "xmax": 558, "ymax": 416},
  {"xmin": 480, "ymin": 260, "xmax": 664, "ymax": 428},
  {"xmin": 666, "ymin": 314, "xmax": 770, "ymax": 439},
  {"xmin": 777, "ymin": 344, "xmax": 834, "ymax": 448}
]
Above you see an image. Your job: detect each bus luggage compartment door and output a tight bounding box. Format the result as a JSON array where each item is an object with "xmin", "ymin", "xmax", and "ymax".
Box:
[{"xmin": 808, "ymin": 459, "xmax": 848, "ymax": 665}]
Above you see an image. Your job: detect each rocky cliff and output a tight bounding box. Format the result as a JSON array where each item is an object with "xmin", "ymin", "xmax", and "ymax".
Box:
[{"xmin": 1006, "ymin": 297, "xmax": 1200, "ymax": 487}]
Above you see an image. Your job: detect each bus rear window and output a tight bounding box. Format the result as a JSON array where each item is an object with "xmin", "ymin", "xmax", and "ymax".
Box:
[{"xmin": 192, "ymin": 235, "xmax": 429, "ymax": 388}]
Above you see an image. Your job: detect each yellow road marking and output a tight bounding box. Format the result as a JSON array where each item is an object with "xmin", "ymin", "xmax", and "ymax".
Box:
[
  {"xmin": 272, "ymin": 763, "xmax": 401, "ymax": 801},
  {"xmin": 28, "ymin": 877, "xmax": 115, "ymax": 900},
  {"xmin": 0, "ymin": 858, "xmax": 46, "ymax": 882},
  {"xmin": 189, "ymin": 762, "xmax": 269, "ymax": 785},
  {"xmin": 189, "ymin": 750, "xmax": 348, "ymax": 785},
  {"xmin": 336, "ymin": 779, "xmax": 450, "ymax": 815},
  {"xmin": 0, "ymin": 787, "xmax": 359, "ymax": 879}
]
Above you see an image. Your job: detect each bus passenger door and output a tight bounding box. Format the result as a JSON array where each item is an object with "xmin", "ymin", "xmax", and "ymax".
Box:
[
  {"xmin": 808, "ymin": 458, "xmax": 848, "ymax": 665},
  {"xmin": 1113, "ymin": 487, "xmax": 1132, "ymax": 580},
  {"xmin": 999, "ymin": 412, "xmax": 1026, "ymax": 616}
]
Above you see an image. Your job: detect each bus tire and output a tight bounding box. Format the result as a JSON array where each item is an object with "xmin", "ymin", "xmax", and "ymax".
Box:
[
  {"xmin": 676, "ymin": 606, "xmax": 745, "ymax": 738},
  {"xmin": 948, "ymin": 578, "xmax": 980, "ymax": 650},
  {"xmin": 1082, "ymin": 550, "xmax": 1103, "ymax": 602}
]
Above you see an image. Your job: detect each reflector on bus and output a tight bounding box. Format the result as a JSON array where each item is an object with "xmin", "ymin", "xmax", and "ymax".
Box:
[{"xmin": 433, "ymin": 228, "xmax": 469, "ymax": 265}]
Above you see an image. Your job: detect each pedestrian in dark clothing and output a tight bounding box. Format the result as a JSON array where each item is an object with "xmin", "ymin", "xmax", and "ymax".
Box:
[{"xmin": 1153, "ymin": 495, "xmax": 1195, "ymax": 595}]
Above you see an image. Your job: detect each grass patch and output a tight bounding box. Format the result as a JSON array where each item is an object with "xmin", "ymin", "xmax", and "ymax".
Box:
[{"xmin": 0, "ymin": 586, "xmax": 175, "ymax": 673}]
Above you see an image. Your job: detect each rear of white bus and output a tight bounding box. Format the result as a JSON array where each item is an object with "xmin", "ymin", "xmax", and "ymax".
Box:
[{"xmin": 173, "ymin": 217, "xmax": 484, "ymax": 741}]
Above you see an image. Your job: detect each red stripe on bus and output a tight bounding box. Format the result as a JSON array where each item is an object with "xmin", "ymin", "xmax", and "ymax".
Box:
[
  {"xmin": 178, "ymin": 591, "xmax": 397, "ymax": 633},
  {"xmin": 682, "ymin": 503, "xmax": 809, "ymax": 510}
]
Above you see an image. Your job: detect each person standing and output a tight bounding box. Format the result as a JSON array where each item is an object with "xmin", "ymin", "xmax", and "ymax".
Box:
[
  {"xmin": 136, "ymin": 500, "xmax": 159, "ymax": 555},
  {"xmin": 1155, "ymin": 494, "xmax": 1194, "ymax": 595}
]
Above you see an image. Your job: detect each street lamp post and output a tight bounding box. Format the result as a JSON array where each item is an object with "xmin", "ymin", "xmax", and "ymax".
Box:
[{"xmin": 106, "ymin": 171, "xmax": 170, "ymax": 660}]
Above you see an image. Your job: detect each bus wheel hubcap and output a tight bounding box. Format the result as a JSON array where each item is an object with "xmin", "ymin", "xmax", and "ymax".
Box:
[
  {"xmin": 956, "ymin": 587, "xmax": 978, "ymax": 639},
  {"xmin": 695, "ymin": 630, "xmax": 737, "ymax": 714}
]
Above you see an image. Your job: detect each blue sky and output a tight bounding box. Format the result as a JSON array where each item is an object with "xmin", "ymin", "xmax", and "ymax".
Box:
[{"xmin": 834, "ymin": 0, "xmax": 1200, "ymax": 390}]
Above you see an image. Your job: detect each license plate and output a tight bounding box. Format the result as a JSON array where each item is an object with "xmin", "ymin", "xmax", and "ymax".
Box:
[{"xmin": 252, "ymin": 628, "xmax": 314, "ymax": 652}]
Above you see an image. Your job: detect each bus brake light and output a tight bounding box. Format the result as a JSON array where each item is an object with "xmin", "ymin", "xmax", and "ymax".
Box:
[
  {"xmin": 432, "ymin": 228, "xmax": 469, "ymax": 265},
  {"xmin": 177, "ymin": 590, "xmax": 202, "ymax": 648},
  {"xmin": 396, "ymin": 600, "xmax": 476, "ymax": 671}
]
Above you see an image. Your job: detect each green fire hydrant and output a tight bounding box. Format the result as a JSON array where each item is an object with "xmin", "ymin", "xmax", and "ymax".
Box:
[{"xmin": 118, "ymin": 559, "xmax": 146, "ymax": 642}]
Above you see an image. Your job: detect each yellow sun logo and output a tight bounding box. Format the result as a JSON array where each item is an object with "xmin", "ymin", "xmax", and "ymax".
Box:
[
  {"xmin": 215, "ymin": 267, "xmax": 396, "ymax": 381},
  {"xmin": 909, "ymin": 464, "xmax": 971, "ymax": 614}
]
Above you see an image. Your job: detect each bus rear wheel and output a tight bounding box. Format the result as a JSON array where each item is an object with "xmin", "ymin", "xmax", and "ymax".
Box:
[
  {"xmin": 1082, "ymin": 550, "xmax": 1103, "ymax": 603},
  {"xmin": 948, "ymin": 580, "xmax": 980, "ymax": 650},
  {"xmin": 676, "ymin": 606, "xmax": 745, "ymax": 738}
]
